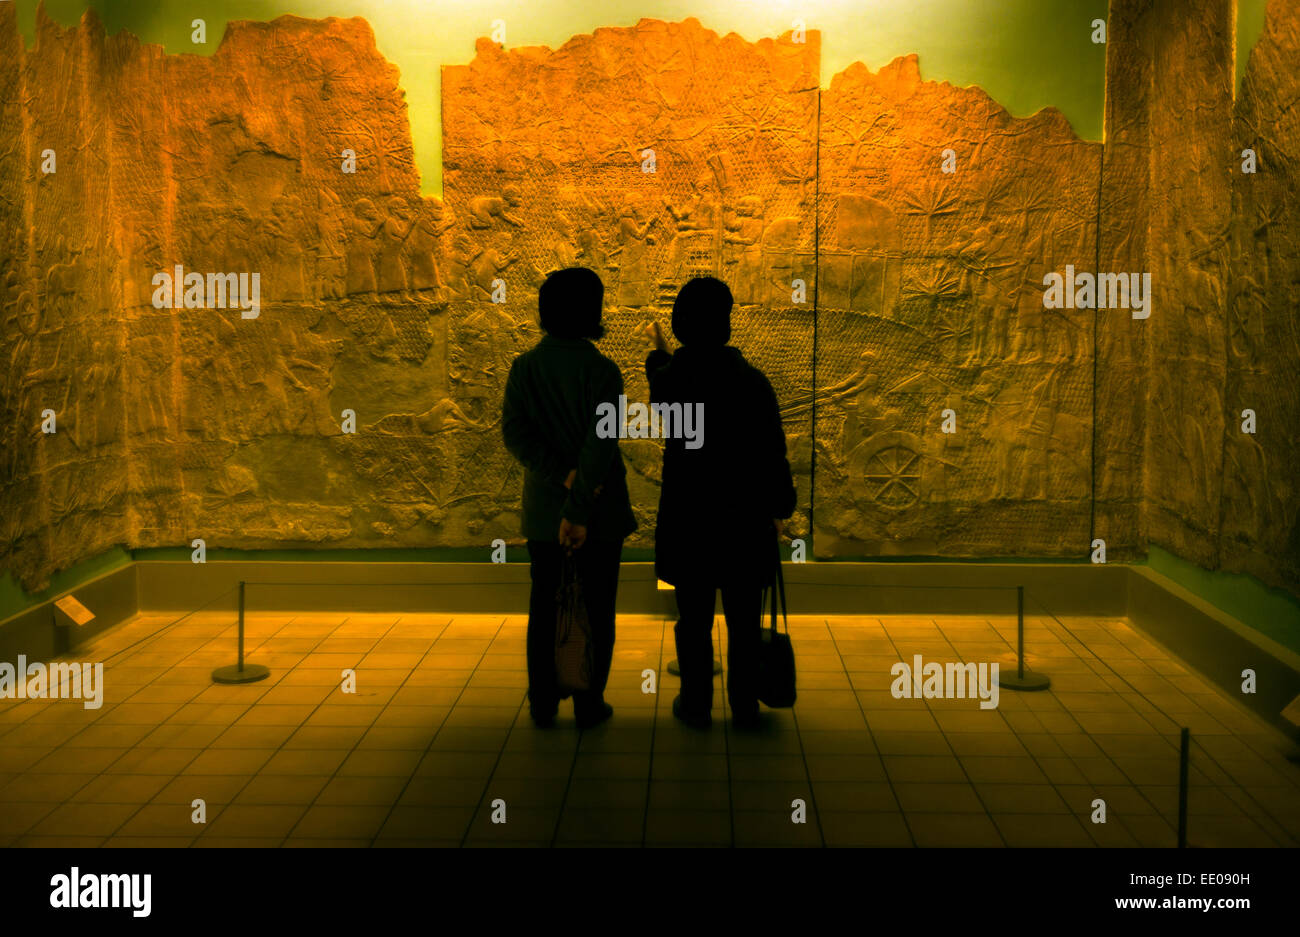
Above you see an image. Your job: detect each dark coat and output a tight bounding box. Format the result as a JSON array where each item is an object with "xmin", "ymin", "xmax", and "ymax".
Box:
[
  {"xmin": 646, "ymin": 344, "xmax": 796, "ymax": 586},
  {"xmin": 502, "ymin": 335, "xmax": 637, "ymax": 544}
]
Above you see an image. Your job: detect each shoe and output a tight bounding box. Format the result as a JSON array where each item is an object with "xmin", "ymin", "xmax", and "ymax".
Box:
[
  {"xmin": 732, "ymin": 707, "xmax": 760, "ymax": 731},
  {"xmin": 673, "ymin": 694, "xmax": 712, "ymax": 729},
  {"xmin": 528, "ymin": 691, "xmax": 558, "ymax": 729},
  {"xmin": 575, "ymin": 701, "xmax": 613, "ymax": 730}
]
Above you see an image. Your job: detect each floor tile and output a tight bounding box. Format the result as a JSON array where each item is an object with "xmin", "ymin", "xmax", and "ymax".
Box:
[
  {"xmin": 3, "ymin": 608, "xmax": 1295, "ymax": 852},
  {"xmin": 908, "ymin": 813, "xmax": 1003, "ymax": 847}
]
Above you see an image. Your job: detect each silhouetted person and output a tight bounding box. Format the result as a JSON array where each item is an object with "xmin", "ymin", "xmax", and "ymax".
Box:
[
  {"xmin": 643, "ymin": 277, "xmax": 796, "ymax": 729},
  {"xmin": 502, "ymin": 267, "xmax": 635, "ymax": 729}
]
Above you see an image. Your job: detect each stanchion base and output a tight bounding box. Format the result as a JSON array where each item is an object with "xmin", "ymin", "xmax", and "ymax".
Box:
[
  {"xmin": 997, "ymin": 670, "xmax": 1051, "ymax": 691},
  {"xmin": 667, "ymin": 659, "xmax": 723, "ymax": 676},
  {"xmin": 212, "ymin": 663, "xmax": 270, "ymax": 684}
]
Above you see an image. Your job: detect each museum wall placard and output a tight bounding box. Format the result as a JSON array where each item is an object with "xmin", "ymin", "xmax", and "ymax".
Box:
[{"xmin": 1, "ymin": 1, "xmax": 1298, "ymax": 602}]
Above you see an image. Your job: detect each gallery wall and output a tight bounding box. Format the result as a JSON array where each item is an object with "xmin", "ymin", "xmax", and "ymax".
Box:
[
  {"xmin": 0, "ymin": 0, "xmax": 1296, "ymax": 607},
  {"xmin": 1098, "ymin": 0, "xmax": 1299, "ymax": 599}
]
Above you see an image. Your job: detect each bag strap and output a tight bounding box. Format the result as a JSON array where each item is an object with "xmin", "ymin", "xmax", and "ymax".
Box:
[
  {"xmin": 773, "ymin": 536, "xmax": 788, "ymax": 634},
  {"xmin": 766, "ymin": 535, "xmax": 788, "ymax": 635}
]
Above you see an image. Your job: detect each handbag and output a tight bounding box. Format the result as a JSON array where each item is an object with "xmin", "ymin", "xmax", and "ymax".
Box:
[
  {"xmin": 757, "ymin": 537, "xmax": 796, "ymax": 708},
  {"xmin": 554, "ymin": 553, "xmax": 593, "ymax": 697}
]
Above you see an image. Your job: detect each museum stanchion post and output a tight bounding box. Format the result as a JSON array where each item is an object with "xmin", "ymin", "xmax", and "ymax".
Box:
[
  {"xmin": 212, "ymin": 580, "xmax": 271, "ymax": 684},
  {"xmin": 996, "ymin": 585, "xmax": 1051, "ymax": 691}
]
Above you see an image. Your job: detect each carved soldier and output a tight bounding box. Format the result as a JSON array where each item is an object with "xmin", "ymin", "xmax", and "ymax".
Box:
[
  {"xmin": 266, "ymin": 194, "xmax": 309, "ymax": 302},
  {"xmin": 128, "ymin": 331, "xmax": 174, "ymax": 440},
  {"xmin": 345, "ymin": 198, "xmax": 383, "ymax": 297},
  {"xmin": 406, "ymin": 196, "xmax": 451, "ymax": 296},
  {"xmin": 574, "ymin": 227, "xmax": 608, "ymax": 272},
  {"xmin": 958, "ymin": 224, "xmax": 1014, "ymax": 364},
  {"xmin": 468, "ymin": 234, "xmax": 516, "ymax": 302},
  {"xmin": 377, "ymin": 195, "xmax": 414, "ymax": 298},
  {"xmin": 723, "ymin": 195, "xmax": 764, "ymax": 303},
  {"xmin": 313, "ymin": 188, "xmax": 348, "ymax": 301},
  {"xmin": 441, "ymin": 232, "xmax": 477, "ymax": 301},
  {"xmin": 662, "ymin": 169, "xmax": 722, "ymax": 281},
  {"xmin": 612, "ymin": 206, "xmax": 656, "ymax": 306},
  {"xmin": 43, "ymin": 235, "xmax": 82, "ymax": 328}
]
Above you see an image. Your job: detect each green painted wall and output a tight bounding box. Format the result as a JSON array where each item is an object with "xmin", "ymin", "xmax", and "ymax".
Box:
[
  {"xmin": 1237, "ymin": 0, "xmax": 1269, "ymax": 93},
  {"xmin": 0, "ymin": 546, "xmax": 133, "ymax": 623},
  {"xmin": 1144, "ymin": 547, "xmax": 1300, "ymax": 657}
]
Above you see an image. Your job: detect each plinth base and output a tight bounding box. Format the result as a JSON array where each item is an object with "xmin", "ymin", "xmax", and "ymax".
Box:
[
  {"xmin": 212, "ymin": 663, "xmax": 270, "ymax": 684},
  {"xmin": 996, "ymin": 670, "xmax": 1051, "ymax": 691}
]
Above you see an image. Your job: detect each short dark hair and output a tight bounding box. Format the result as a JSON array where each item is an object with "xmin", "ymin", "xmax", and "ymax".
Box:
[
  {"xmin": 538, "ymin": 267, "xmax": 605, "ymax": 340},
  {"xmin": 671, "ymin": 276, "xmax": 732, "ymax": 346}
]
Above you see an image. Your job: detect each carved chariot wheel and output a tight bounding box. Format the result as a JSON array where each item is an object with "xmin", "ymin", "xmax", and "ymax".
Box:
[{"xmin": 846, "ymin": 430, "xmax": 925, "ymax": 512}]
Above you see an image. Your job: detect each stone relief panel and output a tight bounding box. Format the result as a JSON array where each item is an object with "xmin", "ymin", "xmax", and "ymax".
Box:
[
  {"xmin": 144, "ymin": 16, "xmax": 452, "ymax": 553},
  {"xmin": 1093, "ymin": 0, "xmax": 1153, "ymax": 562},
  {"xmin": 0, "ymin": 9, "xmax": 468, "ymax": 588},
  {"xmin": 441, "ymin": 18, "xmax": 820, "ymax": 547},
  {"xmin": 1223, "ymin": 0, "xmax": 1300, "ymax": 591},
  {"xmin": 813, "ymin": 55, "xmax": 1100, "ymax": 557},
  {"xmin": 1140, "ymin": 0, "xmax": 1233, "ymax": 571},
  {"xmin": 0, "ymin": 4, "xmax": 130, "ymax": 592}
]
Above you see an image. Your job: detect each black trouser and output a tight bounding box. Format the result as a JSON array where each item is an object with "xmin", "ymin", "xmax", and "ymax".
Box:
[
  {"xmin": 526, "ymin": 539, "xmax": 622, "ymax": 719},
  {"xmin": 673, "ymin": 579, "xmax": 762, "ymax": 717}
]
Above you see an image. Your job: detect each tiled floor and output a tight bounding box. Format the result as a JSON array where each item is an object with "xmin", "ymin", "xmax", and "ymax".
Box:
[{"xmin": 1, "ymin": 606, "xmax": 1297, "ymax": 847}]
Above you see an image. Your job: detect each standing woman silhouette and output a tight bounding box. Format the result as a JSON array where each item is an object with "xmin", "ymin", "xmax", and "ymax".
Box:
[
  {"xmin": 502, "ymin": 267, "xmax": 636, "ymax": 729},
  {"xmin": 644, "ymin": 276, "xmax": 796, "ymax": 729}
]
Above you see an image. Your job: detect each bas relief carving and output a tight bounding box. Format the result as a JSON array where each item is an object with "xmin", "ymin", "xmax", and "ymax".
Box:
[
  {"xmin": 0, "ymin": 2, "xmax": 1297, "ymax": 600},
  {"xmin": 1225, "ymin": 0, "xmax": 1300, "ymax": 589},
  {"xmin": 440, "ymin": 20, "xmax": 820, "ymax": 544},
  {"xmin": 813, "ymin": 55, "xmax": 1099, "ymax": 557}
]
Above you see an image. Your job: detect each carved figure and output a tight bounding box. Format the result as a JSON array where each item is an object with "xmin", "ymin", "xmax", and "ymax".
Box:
[
  {"xmin": 468, "ymin": 185, "xmax": 524, "ymax": 227},
  {"xmin": 345, "ymin": 198, "xmax": 383, "ymax": 297}
]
